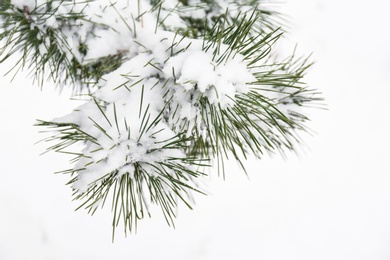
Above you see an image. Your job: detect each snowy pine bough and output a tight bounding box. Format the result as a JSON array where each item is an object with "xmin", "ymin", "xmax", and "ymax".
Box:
[{"xmin": 0, "ymin": 0, "xmax": 323, "ymax": 235}]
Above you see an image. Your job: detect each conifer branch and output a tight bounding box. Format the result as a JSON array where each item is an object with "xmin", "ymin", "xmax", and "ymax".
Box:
[{"xmin": 2, "ymin": 0, "xmax": 324, "ymax": 236}]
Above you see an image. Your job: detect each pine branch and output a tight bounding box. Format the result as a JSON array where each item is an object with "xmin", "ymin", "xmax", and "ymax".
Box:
[
  {"xmin": 36, "ymin": 89, "xmax": 208, "ymax": 236},
  {"xmin": 0, "ymin": 0, "xmax": 127, "ymax": 90},
  {"xmin": 5, "ymin": 0, "xmax": 325, "ymax": 236}
]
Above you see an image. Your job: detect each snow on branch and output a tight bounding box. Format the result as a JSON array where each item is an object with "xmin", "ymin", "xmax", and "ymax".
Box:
[{"xmin": 2, "ymin": 0, "xmax": 324, "ymax": 236}]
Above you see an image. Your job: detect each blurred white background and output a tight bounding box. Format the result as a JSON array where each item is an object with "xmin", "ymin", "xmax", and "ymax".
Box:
[{"xmin": 1, "ymin": 0, "xmax": 390, "ymax": 259}]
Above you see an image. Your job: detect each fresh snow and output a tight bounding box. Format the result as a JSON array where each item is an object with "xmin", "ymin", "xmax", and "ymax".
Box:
[
  {"xmin": 2, "ymin": 0, "xmax": 390, "ymax": 259},
  {"xmin": 11, "ymin": 0, "xmax": 39, "ymax": 10},
  {"xmin": 38, "ymin": 0, "xmax": 263, "ymax": 193},
  {"xmin": 4, "ymin": 0, "xmax": 314, "ymax": 238}
]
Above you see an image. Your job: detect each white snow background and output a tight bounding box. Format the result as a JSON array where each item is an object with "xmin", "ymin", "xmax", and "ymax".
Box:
[{"xmin": 1, "ymin": 0, "xmax": 390, "ymax": 259}]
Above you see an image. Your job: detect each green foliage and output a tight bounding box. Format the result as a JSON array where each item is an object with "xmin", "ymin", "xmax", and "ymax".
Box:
[
  {"xmin": 36, "ymin": 100, "xmax": 208, "ymax": 237},
  {"xmin": 0, "ymin": 0, "xmax": 126, "ymax": 90},
  {"xmin": 1, "ymin": 0, "xmax": 324, "ymax": 237}
]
